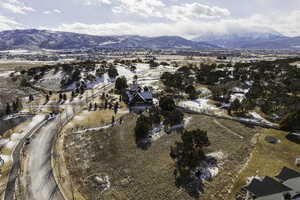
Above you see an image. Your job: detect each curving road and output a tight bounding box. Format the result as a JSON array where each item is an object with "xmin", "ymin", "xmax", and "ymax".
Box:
[
  {"xmin": 3, "ymin": 116, "xmax": 48, "ymax": 200},
  {"xmin": 4, "ymin": 82, "xmax": 115, "ymax": 200},
  {"xmin": 23, "ymin": 107, "xmax": 74, "ymax": 200}
]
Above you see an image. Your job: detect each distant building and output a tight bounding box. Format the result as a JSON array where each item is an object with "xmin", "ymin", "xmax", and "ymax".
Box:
[
  {"xmin": 123, "ymin": 84, "xmax": 153, "ymax": 112},
  {"xmin": 244, "ymin": 167, "xmax": 300, "ymax": 200}
]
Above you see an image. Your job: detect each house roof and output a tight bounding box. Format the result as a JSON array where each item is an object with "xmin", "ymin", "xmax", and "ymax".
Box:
[
  {"xmin": 139, "ymin": 91, "xmax": 153, "ymax": 101},
  {"xmin": 129, "ymin": 84, "xmax": 140, "ymax": 91},
  {"xmin": 292, "ymin": 193, "xmax": 300, "ymax": 199},
  {"xmin": 275, "ymin": 167, "xmax": 300, "ymax": 182},
  {"xmin": 284, "ymin": 177, "xmax": 300, "ymax": 193},
  {"xmin": 245, "ymin": 176, "xmax": 292, "ymax": 197}
]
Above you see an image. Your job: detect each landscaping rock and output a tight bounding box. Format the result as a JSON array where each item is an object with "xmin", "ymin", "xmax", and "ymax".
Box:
[
  {"xmin": 265, "ymin": 136, "xmax": 280, "ymax": 144},
  {"xmin": 94, "ymin": 175, "xmax": 110, "ymax": 191}
]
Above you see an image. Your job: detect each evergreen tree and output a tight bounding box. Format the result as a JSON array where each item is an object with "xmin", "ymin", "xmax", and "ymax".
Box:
[
  {"xmin": 135, "ymin": 115, "xmax": 152, "ymax": 143},
  {"xmin": 59, "ymin": 93, "xmax": 63, "ymax": 102},
  {"xmin": 114, "ymin": 102, "xmax": 119, "ymax": 114},
  {"xmin": 6, "ymin": 103, "xmax": 11, "ymax": 115},
  {"xmin": 112, "ymin": 115, "xmax": 115, "ymax": 125},
  {"xmin": 45, "ymin": 95, "xmax": 49, "ymax": 102},
  {"xmin": 170, "ymin": 129, "xmax": 210, "ymax": 179},
  {"xmin": 29, "ymin": 94, "xmax": 34, "ymax": 102},
  {"xmin": 104, "ymin": 99, "xmax": 108, "ymax": 109},
  {"xmin": 12, "ymin": 101, "xmax": 18, "ymax": 112},
  {"xmin": 159, "ymin": 96, "xmax": 176, "ymax": 112},
  {"xmin": 280, "ymin": 110, "xmax": 300, "ymax": 131},
  {"xmin": 115, "ymin": 76, "xmax": 128, "ymax": 92},
  {"xmin": 63, "ymin": 94, "xmax": 67, "ymax": 101}
]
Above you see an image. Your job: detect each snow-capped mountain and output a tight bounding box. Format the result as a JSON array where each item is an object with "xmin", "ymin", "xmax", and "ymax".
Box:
[
  {"xmin": 0, "ymin": 29, "xmax": 218, "ymax": 50},
  {"xmin": 193, "ymin": 31, "xmax": 300, "ymax": 49}
]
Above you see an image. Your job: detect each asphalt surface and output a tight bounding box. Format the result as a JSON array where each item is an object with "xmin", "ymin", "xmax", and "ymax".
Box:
[
  {"xmin": 24, "ymin": 112, "xmax": 71, "ymax": 200},
  {"xmin": 4, "ymin": 117, "xmax": 47, "ymax": 200},
  {"xmin": 4, "ymin": 83, "xmax": 114, "ymax": 200}
]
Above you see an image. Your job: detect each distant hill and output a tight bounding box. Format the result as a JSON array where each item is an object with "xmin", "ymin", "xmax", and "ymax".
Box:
[
  {"xmin": 193, "ymin": 31, "xmax": 300, "ymax": 49},
  {"xmin": 0, "ymin": 29, "xmax": 218, "ymax": 50}
]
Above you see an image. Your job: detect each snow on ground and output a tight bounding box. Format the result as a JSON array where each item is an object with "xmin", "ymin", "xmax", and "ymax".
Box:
[
  {"xmin": 0, "ymin": 139, "xmax": 9, "ymax": 148},
  {"xmin": 4, "ymin": 115, "xmax": 45, "ymax": 151},
  {"xmin": 116, "ymin": 65, "xmax": 135, "ymax": 80},
  {"xmin": 74, "ymin": 124, "xmax": 112, "ymax": 134},
  {"xmin": 230, "ymin": 93, "xmax": 246, "ymax": 102},
  {"xmin": 0, "ymin": 154, "xmax": 12, "ymax": 163},
  {"xmin": 198, "ymin": 87, "xmax": 212, "ymax": 98},
  {"xmin": 0, "ymin": 71, "xmax": 14, "ymax": 78},
  {"xmin": 207, "ymin": 166, "xmax": 219, "ymax": 178},
  {"xmin": 138, "ymin": 79, "xmax": 159, "ymax": 86},
  {"xmin": 184, "ymin": 117, "xmax": 192, "ymax": 127},
  {"xmin": 207, "ymin": 151, "xmax": 225, "ymax": 160},
  {"xmin": 249, "ymin": 112, "xmax": 273, "ymax": 125},
  {"xmin": 135, "ymin": 63, "xmax": 150, "ymax": 73},
  {"xmin": 179, "ymin": 98, "xmax": 218, "ymax": 113}
]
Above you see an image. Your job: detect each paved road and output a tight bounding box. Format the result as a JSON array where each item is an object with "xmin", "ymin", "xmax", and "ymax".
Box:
[
  {"xmin": 23, "ymin": 84, "xmax": 114, "ymax": 200},
  {"xmin": 24, "ymin": 109, "xmax": 73, "ymax": 200},
  {"xmin": 4, "ymin": 117, "xmax": 47, "ymax": 200},
  {"xmin": 4, "ymin": 82, "xmax": 114, "ymax": 200}
]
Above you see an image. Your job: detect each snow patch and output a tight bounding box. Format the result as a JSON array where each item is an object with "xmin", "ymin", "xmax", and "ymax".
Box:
[
  {"xmin": 0, "ymin": 154, "xmax": 12, "ymax": 163},
  {"xmin": 179, "ymin": 98, "xmax": 218, "ymax": 113},
  {"xmin": 0, "ymin": 71, "xmax": 14, "ymax": 78}
]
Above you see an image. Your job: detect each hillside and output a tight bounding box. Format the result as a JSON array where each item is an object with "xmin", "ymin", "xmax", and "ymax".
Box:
[
  {"xmin": 194, "ymin": 32, "xmax": 300, "ymax": 49},
  {"xmin": 0, "ymin": 29, "xmax": 218, "ymax": 50}
]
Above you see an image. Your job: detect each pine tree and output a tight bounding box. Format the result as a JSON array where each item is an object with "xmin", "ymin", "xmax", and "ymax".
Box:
[
  {"xmin": 89, "ymin": 103, "xmax": 92, "ymax": 111},
  {"xmin": 29, "ymin": 94, "xmax": 34, "ymax": 102},
  {"xmin": 112, "ymin": 116, "xmax": 115, "ymax": 125},
  {"xmin": 59, "ymin": 93, "xmax": 63, "ymax": 102},
  {"xmin": 12, "ymin": 101, "xmax": 18, "ymax": 112},
  {"xmin": 104, "ymin": 100, "xmax": 108, "ymax": 109},
  {"xmin": 114, "ymin": 102, "xmax": 119, "ymax": 114},
  {"xmin": 6, "ymin": 103, "xmax": 11, "ymax": 115},
  {"xmin": 63, "ymin": 94, "xmax": 67, "ymax": 101}
]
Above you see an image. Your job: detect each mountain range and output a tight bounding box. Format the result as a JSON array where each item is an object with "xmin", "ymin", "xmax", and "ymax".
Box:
[
  {"xmin": 193, "ymin": 31, "xmax": 300, "ymax": 49},
  {"xmin": 0, "ymin": 29, "xmax": 217, "ymax": 50},
  {"xmin": 0, "ymin": 29, "xmax": 299, "ymax": 50}
]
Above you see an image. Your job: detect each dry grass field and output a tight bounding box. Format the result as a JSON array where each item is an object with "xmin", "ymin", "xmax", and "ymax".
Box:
[
  {"xmin": 230, "ymin": 129, "xmax": 300, "ymax": 199},
  {"xmin": 63, "ymin": 113, "xmax": 258, "ymax": 200}
]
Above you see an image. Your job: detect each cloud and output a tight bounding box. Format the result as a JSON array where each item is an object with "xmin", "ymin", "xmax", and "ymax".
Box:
[
  {"xmin": 51, "ymin": 10, "xmax": 300, "ymax": 39},
  {"xmin": 43, "ymin": 9, "xmax": 62, "ymax": 15},
  {"xmin": 0, "ymin": 15, "xmax": 21, "ymax": 31},
  {"xmin": 80, "ymin": 0, "xmax": 112, "ymax": 5},
  {"xmin": 53, "ymin": 9, "xmax": 62, "ymax": 13},
  {"xmin": 0, "ymin": 0, "xmax": 35, "ymax": 15},
  {"xmin": 166, "ymin": 3, "xmax": 231, "ymax": 21},
  {"xmin": 112, "ymin": 0, "xmax": 165, "ymax": 17},
  {"xmin": 112, "ymin": 1, "xmax": 230, "ymax": 20}
]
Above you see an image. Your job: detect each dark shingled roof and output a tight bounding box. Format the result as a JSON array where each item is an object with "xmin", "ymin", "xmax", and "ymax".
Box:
[
  {"xmin": 245, "ymin": 176, "xmax": 292, "ymax": 197},
  {"xmin": 292, "ymin": 193, "xmax": 300, "ymax": 199},
  {"xmin": 275, "ymin": 167, "xmax": 300, "ymax": 182},
  {"xmin": 139, "ymin": 91, "xmax": 153, "ymax": 100}
]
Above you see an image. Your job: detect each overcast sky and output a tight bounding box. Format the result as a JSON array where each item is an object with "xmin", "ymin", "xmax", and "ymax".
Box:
[{"xmin": 0, "ymin": 0, "xmax": 300, "ymax": 39}]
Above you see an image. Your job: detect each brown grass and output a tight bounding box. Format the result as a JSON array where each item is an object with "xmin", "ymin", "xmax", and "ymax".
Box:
[
  {"xmin": 230, "ymin": 129, "xmax": 300, "ymax": 199},
  {"xmin": 63, "ymin": 113, "xmax": 258, "ymax": 200}
]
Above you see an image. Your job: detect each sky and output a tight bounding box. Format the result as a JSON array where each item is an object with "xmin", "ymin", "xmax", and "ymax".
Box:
[{"xmin": 0, "ymin": 0, "xmax": 300, "ymax": 39}]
